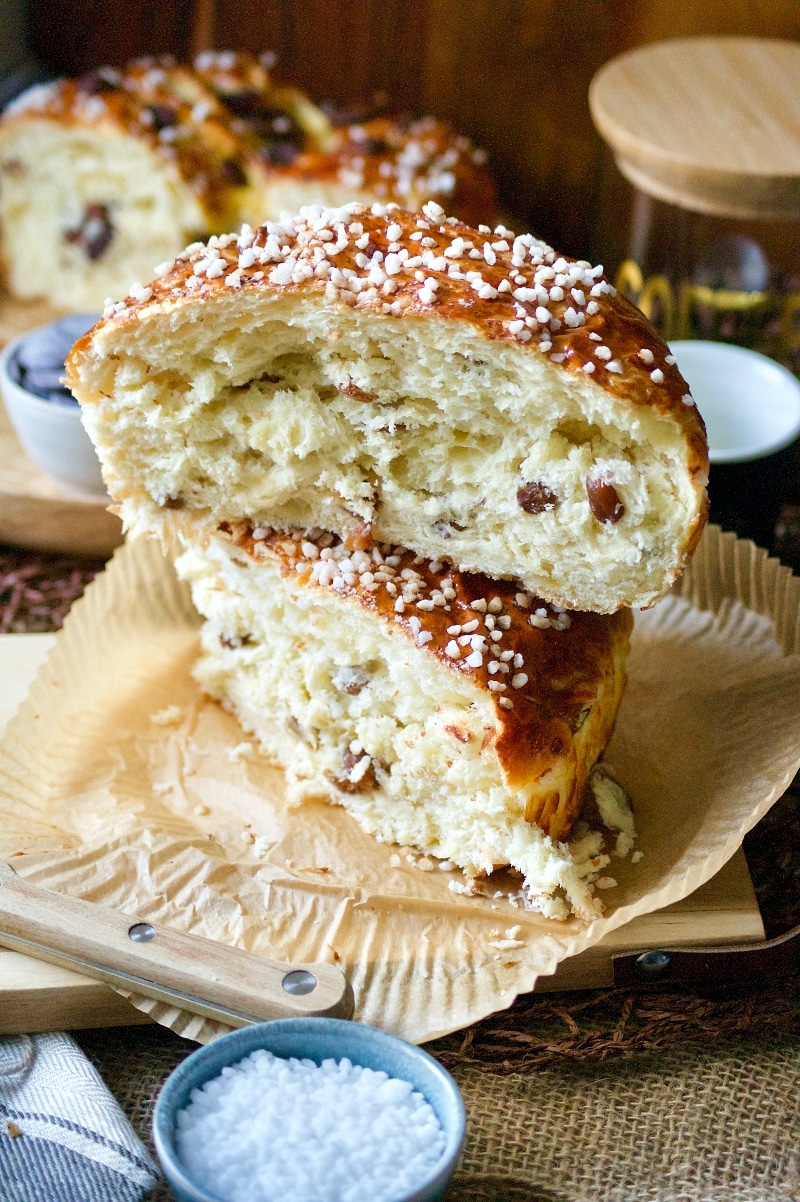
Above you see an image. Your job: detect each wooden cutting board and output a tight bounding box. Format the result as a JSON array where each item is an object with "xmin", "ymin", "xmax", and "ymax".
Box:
[
  {"xmin": 0, "ymin": 634, "xmax": 766, "ymax": 1035},
  {"xmin": 0, "ymin": 294, "xmax": 124, "ymax": 558}
]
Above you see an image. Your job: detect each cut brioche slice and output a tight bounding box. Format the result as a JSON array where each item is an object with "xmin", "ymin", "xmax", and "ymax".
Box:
[
  {"xmin": 67, "ymin": 202, "xmax": 708, "ymax": 612},
  {"xmin": 174, "ymin": 524, "xmax": 634, "ymax": 920}
]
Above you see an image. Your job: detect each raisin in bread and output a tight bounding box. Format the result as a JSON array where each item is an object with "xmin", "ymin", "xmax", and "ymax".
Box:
[
  {"xmin": 174, "ymin": 524, "xmax": 634, "ymax": 920},
  {"xmin": 67, "ymin": 202, "xmax": 708, "ymax": 613}
]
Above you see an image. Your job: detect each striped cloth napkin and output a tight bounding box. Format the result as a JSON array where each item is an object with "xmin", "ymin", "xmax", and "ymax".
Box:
[{"xmin": 0, "ymin": 1032, "xmax": 159, "ymax": 1202}]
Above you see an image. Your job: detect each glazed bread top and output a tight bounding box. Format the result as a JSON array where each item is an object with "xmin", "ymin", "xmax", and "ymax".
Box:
[{"xmin": 67, "ymin": 201, "xmax": 709, "ymax": 611}]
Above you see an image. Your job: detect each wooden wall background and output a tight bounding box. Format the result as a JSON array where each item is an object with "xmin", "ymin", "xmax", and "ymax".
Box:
[{"xmin": 26, "ymin": 1, "xmax": 800, "ymax": 267}]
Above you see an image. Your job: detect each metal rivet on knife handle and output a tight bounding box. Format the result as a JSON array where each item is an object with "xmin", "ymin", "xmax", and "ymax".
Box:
[
  {"xmin": 281, "ymin": 969, "xmax": 318, "ymax": 996},
  {"xmin": 128, "ymin": 922, "xmax": 157, "ymax": 943}
]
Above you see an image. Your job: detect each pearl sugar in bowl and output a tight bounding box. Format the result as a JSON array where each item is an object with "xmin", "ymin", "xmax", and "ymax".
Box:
[{"xmin": 153, "ymin": 1018, "xmax": 466, "ymax": 1202}]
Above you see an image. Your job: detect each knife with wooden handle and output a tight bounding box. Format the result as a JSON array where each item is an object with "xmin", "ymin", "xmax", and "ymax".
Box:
[{"xmin": 0, "ymin": 862, "xmax": 353, "ymax": 1026}]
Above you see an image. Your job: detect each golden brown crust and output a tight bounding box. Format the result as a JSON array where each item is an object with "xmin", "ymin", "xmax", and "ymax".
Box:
[{"xmin": 220, "ymin": 521, "xmax": 632, "ymax": 842}]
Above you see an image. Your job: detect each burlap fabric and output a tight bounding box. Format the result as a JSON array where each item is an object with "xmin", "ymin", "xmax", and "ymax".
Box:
[
  {"xmin": 4, "ymin": 540, "xmax": 800, "ymax": 1200},
  {"xmin": 72, "ymin": 1018, "xmax": 800, "ymax": 1202}
]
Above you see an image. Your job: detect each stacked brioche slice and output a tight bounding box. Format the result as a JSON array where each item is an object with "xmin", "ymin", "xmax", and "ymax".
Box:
[
  {"xmin": 67, "ymin": 202, "xmax": 708, "ymax": 918},
  {"xmin": 174, "ymin": 526, "xmax": 633, "ymax": 919},
  {"xmin": 67, "ymin": 202, "xmax": 708, "ymax": 613}
]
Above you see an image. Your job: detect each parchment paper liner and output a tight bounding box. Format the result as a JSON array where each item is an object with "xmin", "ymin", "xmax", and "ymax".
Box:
[{"xmin": 0, "ymin": 525, "xmax": 798, "ymax": 1044}]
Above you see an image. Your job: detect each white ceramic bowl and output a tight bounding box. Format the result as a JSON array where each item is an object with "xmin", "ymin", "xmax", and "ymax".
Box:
[
  {"xmin": 0, "ymin": 322, "xmax": 107, "ymax": 498},
  {"xmin": 669, "ymin": 340, "xmax": 800, "ymax": 464}
]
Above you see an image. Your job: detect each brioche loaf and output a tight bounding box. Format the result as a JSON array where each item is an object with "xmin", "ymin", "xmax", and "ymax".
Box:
[
  {"xmin": 0, "ymin": 59, "xmax": 267, "ymax": 311},
  {"xmin": 192, "ymin": 51, "xmax": 495, "ymax": 225},
  {"xmin": 175, "ymin": 524, "xmax": 634, "ymax": 920},
  {"xmin": 0, "ymin": 53, "xmax": 496, "ymax": 311},
  {"xmin": 67, "ymin": 201, "xmax": 708, "ymax": 612}
]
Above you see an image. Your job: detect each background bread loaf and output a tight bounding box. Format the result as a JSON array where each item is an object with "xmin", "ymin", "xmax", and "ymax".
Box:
[{"xmin": 0, "ymin": 51, "xmax": 496, "ymax": 310}]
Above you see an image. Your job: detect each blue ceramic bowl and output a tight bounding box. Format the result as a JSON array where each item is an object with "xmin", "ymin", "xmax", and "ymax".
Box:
[{"xmin": 152, "ymin": 1018, "xmax": 466, "ymax": 1202}]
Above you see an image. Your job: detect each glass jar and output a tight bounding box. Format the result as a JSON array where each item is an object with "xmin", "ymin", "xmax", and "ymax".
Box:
[
  {"xmin": 590, "ymin": 37, "xmax": 800, "ymax": 553},
  {"xmin": 614, "ymin": 190, "xmax": 800, "ymax": 376}
]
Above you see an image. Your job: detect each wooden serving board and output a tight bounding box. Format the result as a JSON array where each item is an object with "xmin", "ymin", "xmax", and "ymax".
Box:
[
  {"xmin": 0, "ymin": 294, "xmax": 124, "ymax": 558},
  {"xmin": 0, "ymin": 634, "xmax": 766, "ymax": 1035}
]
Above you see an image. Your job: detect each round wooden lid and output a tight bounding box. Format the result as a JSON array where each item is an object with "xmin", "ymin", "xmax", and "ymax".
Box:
[{"xmin": 589, "ymin": 37, "xmax": 800, "ymax": 220}]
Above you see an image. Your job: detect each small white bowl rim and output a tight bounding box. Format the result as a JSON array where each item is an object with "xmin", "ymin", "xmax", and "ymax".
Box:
[
  {"xmin": 669, "ymin": 339, "xmax": 800, "ymax": 464},
  {"xmin": 0, "ymin": 325, "xmax": 108, "ymax": 497}
]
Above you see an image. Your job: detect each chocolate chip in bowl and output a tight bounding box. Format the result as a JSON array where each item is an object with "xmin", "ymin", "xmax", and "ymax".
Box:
[{"xmin": 0, "ymin": 313, "xmax": 107, "ymax": 497}]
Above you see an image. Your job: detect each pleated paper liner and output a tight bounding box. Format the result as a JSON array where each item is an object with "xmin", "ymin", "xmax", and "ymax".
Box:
[{"xmin": 0, "ymin": 525, "xmax": 797, "ymax": 1044}]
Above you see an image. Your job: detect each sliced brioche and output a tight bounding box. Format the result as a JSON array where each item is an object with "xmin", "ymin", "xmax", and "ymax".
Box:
[
  {"xmin": 0, "ymin": 59, "xmax": 266, "ymax": 311},
  {"xmin": 68, "ymin": 202, "xmax": 708, "ymax": 612},
  {"xmin": 174, "ymin": 524, "xmax": 633, "ymax": 919}
]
